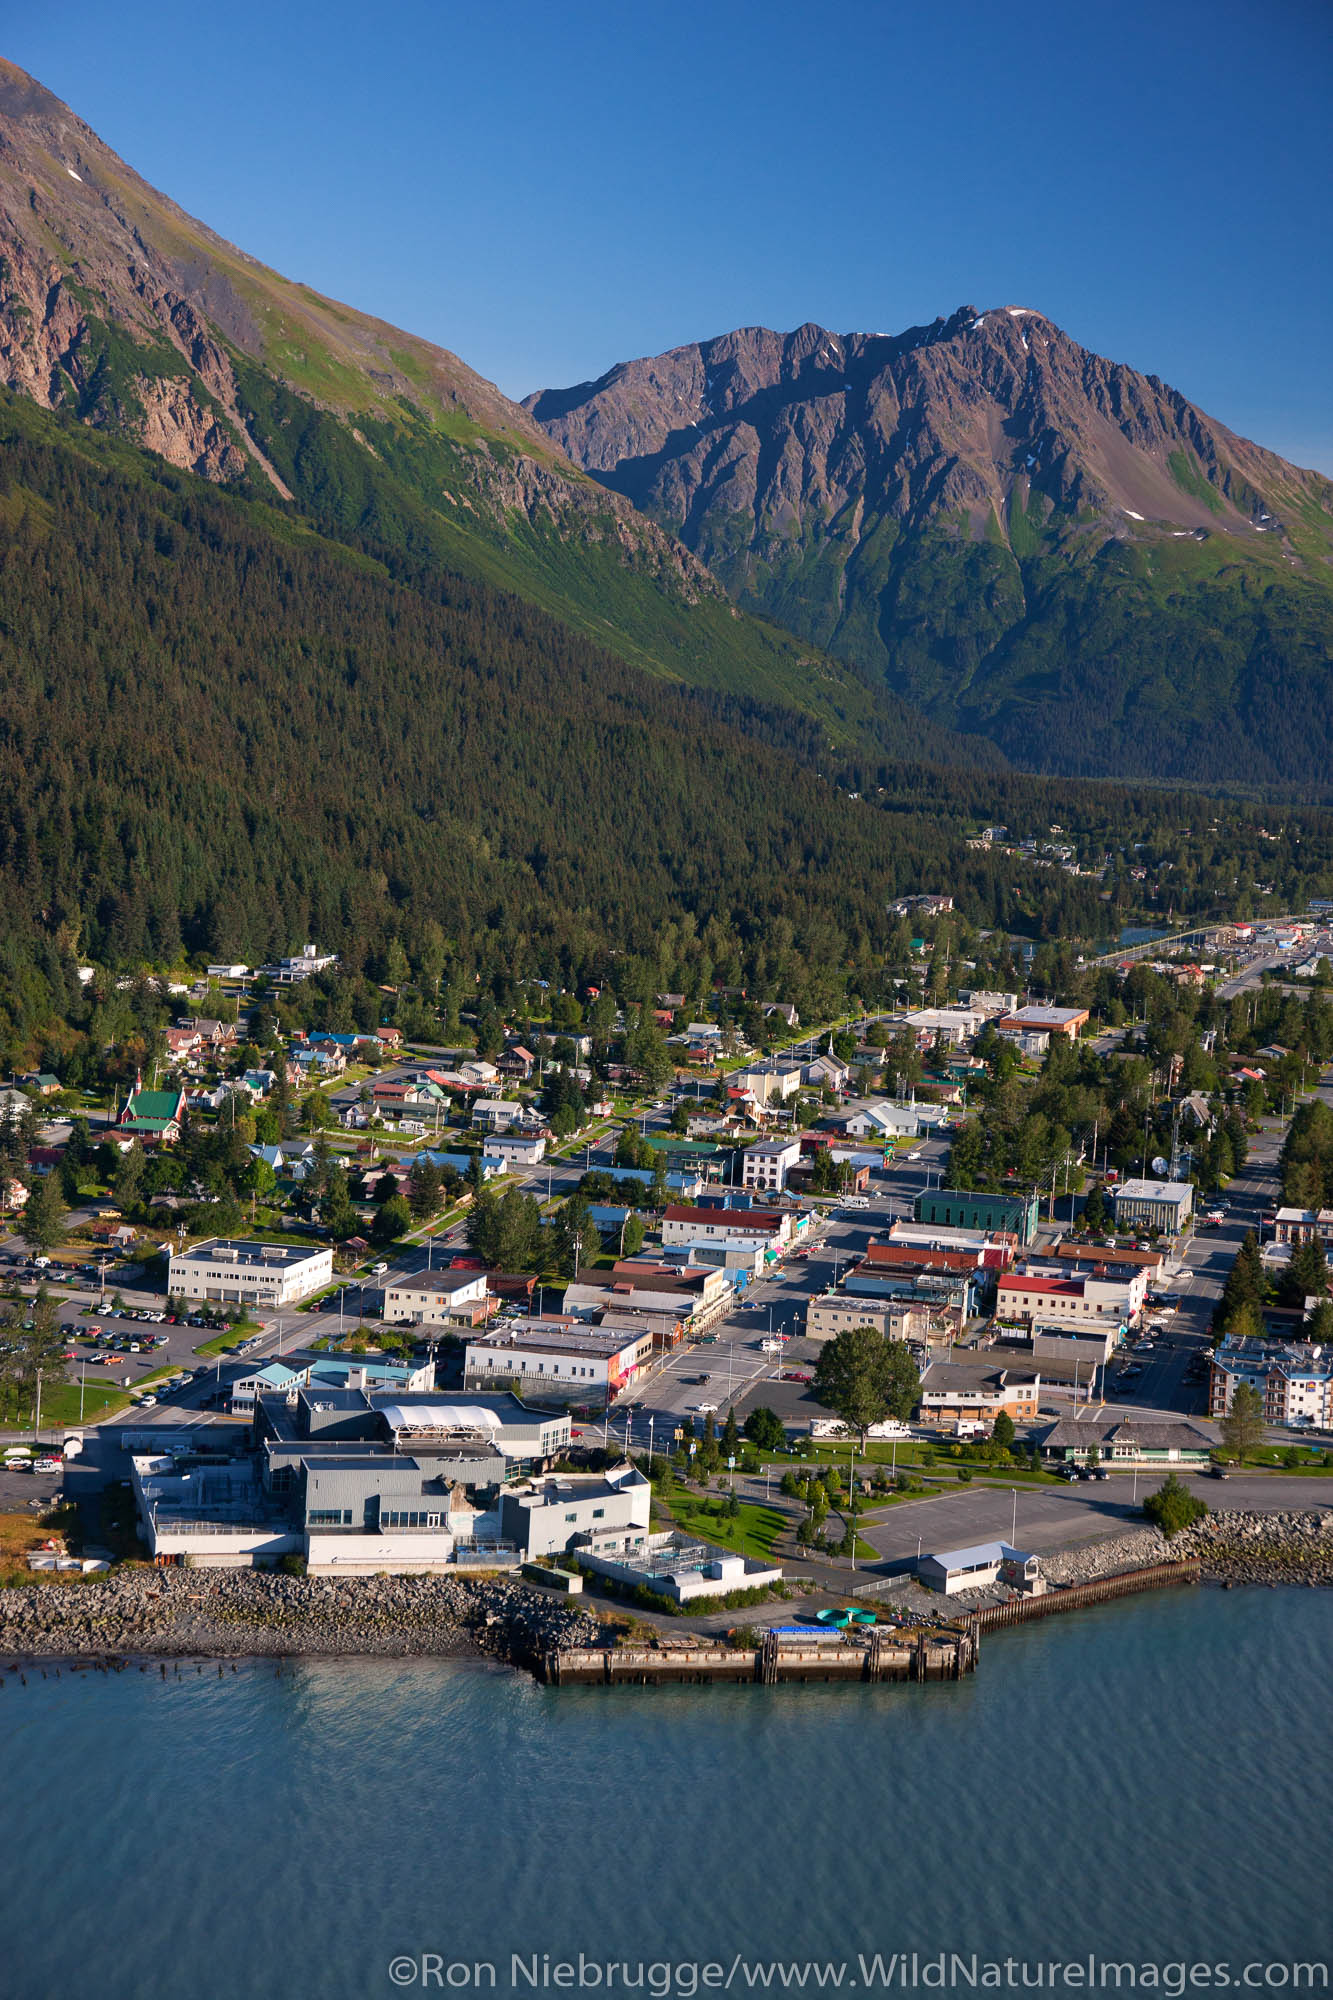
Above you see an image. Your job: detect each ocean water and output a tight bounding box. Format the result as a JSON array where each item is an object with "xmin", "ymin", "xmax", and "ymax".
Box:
[{"xmin": 2, "ymin": 1589, "xmax": 1330, "ymax": 2000}]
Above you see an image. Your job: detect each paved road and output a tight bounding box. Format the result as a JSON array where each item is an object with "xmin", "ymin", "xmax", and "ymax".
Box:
[{"xmin": 857, "ymin": 1472, "xmax": 1333, "ymax": 1566}]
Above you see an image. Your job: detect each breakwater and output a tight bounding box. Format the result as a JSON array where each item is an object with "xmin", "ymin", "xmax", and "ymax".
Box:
[
  {"xmin": 0, "ymin": 1568, "xmax": 597, "ymax": 1669},
  {"xmin": 1039, "ymin": 1508, "xmax": 1333, "ymax": 1588}
]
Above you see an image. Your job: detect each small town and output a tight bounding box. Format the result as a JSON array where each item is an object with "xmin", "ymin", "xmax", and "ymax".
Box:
[{"xmin": 1, "ymin": 905, "xmax": 1330, "ymax": 1668}]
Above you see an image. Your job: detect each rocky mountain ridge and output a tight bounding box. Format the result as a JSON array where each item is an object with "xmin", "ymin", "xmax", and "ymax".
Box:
[{"xmin": 526, "ymin": 309, "xmax": 1333, "ymax": 780}]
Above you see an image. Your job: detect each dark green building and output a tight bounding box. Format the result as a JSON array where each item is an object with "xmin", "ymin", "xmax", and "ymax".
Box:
[{"xmin": 914, "ymin": 1187, "xmax": 1040, "ymax": 1244}]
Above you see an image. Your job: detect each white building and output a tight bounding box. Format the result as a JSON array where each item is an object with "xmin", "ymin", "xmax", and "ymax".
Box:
[
  {"xmin": 732, "ymin": 1060, "xmax": 804, "ymax": 1107},
  {"xmin": 741, "ymin": 1138, "xmax": 803, "ymax": 1193},
  {"xmin": 918, "ymin": 1541, "xmax": 1042, "ymax": 1597},
  {"xmin": 837, "ymin": 1099, "xmax": 921, "ymax": 1141},
  {"xmin": 902, "ymin": 1008, "xmax": 986, "ymax": 1047},
  {"xmin": 1112, "ymin": 1179, "xmax": 1195, "ymax": 1234},
  {"xmin": 464, "ymin": 1317, "xmax": 654, "ymax": 1404},
  {"xmin": 381, "ymin": 1268, "xmax": 492, "ymax": 1328},
  {"xmin": 484, "ymin": 1131, "xmax": 547, "ymax": 1167},
  {"xmin": 996, "ymin": 1268, "xmax": 1146, "ymax": 1328},
  {"xmin": 660, "ymin": 1204, "xmax": 794, "ymax": 1253},
  {"xmin": 471, "ymin": 1099, "xmax": 526, "ymax": 1132},
  {"xmin": 1209, "ymin": 1333, "xmax": 1333, "ymax": 1430},
  {"xmin": 167, "ymin": 1238, "xmax": 333, "ymax": 1308},
  {"xmin": 499, "ymin": 1465, "xmax": 651, "ymax": 1558}
]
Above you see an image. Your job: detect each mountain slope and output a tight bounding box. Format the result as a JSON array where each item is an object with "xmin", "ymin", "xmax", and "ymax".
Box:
[
  {"xmin": 0, "ymin": 384, "xmax": 1146, "ymax": 1014},
  {"xmin": 526, "ymin": 310, "xmax": 1333, "ymax": 790},
  {"xmin": 0, "ymin": 58, "xmax": 941, "ymax": 760}
]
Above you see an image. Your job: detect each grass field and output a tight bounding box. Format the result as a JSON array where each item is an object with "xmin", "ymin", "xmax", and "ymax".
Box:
[{"xmin": 3, "ymin": 1377, "xmax": 131, "ymax": 1430}]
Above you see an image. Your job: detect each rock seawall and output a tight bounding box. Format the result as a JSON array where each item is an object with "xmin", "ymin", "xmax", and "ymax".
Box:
[
  {"xmin": 0, "ymin": 1570, "xmax": 599, "ymax": 1668},
  {"xmin": 1042, "ymin": 1509, "xmax": 1333, "ymax": 1588}
]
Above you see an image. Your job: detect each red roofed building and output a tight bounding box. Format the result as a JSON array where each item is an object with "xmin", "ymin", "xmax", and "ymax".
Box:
[{"xmin": 997, "ymin": 1267, "xmax": 1146, "ymax": 1328}]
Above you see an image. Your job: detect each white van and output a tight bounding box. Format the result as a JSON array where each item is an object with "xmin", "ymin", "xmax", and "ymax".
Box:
[{"xmin": 841, "ymin": 1195, "xmax": 871, "ymax": 1210}]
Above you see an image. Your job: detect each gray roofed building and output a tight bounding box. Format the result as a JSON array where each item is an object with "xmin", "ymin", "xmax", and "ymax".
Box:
[{"xmin": 1036, "ymin": 1417, "xmax": 1216, "ymax": 1464}]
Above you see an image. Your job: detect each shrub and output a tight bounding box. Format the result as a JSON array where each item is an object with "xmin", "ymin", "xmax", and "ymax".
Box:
[{"xmin": 1141, "ymin": 1473, "xmax": 1208, "ymax": 1539}]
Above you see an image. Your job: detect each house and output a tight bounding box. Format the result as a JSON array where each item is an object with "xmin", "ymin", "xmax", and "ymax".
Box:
[
  {"xmin": 1111, "ymin": 1179, "xmax": 1194, "ymax": 1234},
  {"xmin": 1178, "ymin": 1093, "xmax": 1215, "ymax": 1131},
  {"xmin": 484, "ymin": 1132, "xmax": 547, "ymax": 1168},
  {"xmin": 380, "ymin": 1268, "xmax": 493, "ymax": 1329},
  {"xmin": 832, "ymin": 1099, "xmax": 920, "ymax": 1142},
  {"xmin": 471, "ymin": 1099, "xmax": 528, "ymax": 1134},
  {"xmin": 376, "ymin": 1027, "xmax": 404, "ymax": 1048},
  {"xmin": 18, "ymin": 1072, "xmax": 60, "ymax": 1097},
  {"xmin": 206, "ymin": 963, "xmax": 249, "ymax": 979},
  {"xmin": 760, "ymin": 1002, "xmax": 800, "ymax": 1030},
  {"xmin": 118, "ymin": 1082, "xmax": 187, "ymax": 1144},
  {"xmin": 731, "ymin": 1059, "xmax": 804, "ymax": 1107},
  {"xmin": 190, "ymin": 1018, "xmax": 239, "ymax": 1049},
  {"xmin": 996, "ymin": 1026, "xmax": 1050, "ymax": 1060},
  {"xmin": 497, "ymin": 1046, "xmax": 535, "ymax": 1081},
  {"xmin": 917, "ymin": 1542, "xmax": 1042, "ymax": 1597},
  {"xmin": 994, "ymin": 1005, "xmax": 1089, "ymax": 1042},
  {"xmin": 915, "ymin": 1188, "xmax": 1039, "ymax": 1245}
]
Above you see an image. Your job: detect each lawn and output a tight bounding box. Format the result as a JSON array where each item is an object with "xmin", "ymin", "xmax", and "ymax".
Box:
[
  {"xmin": 661, "ymin": 1488, "xmax": 789, "ymax": 1561},
  {"xmin": 192, "ymin": 1319, "xmax": 262, "ymax": 1358},
  {"xmin": 3, "ymin": 1376, "xmax": 132, "ymax": 1431}
]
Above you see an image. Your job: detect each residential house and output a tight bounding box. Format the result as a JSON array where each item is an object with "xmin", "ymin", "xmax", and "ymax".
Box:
[{"xmin": 484, "ymin": 1132, "xmax": 547, "ymax": 1168}]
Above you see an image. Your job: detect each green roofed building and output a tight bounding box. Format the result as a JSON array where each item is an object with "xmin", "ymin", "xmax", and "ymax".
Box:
[
  {"xmin": 118, "ymin": 1081, "xmax": 187, "ymax": 1144},
  {"xmin": 645, "ymin": 1133, "xmax": 729, "ymax": 1179},
  {"xmin": 914, "ymin": 1187, "xmax": 1040, "ymax": 1244}
]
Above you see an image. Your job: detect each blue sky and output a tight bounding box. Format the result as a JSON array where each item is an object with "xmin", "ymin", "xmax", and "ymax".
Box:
[{"xmin": 9, "ymin": 0, "xmax": 1332, "ymax": 470}]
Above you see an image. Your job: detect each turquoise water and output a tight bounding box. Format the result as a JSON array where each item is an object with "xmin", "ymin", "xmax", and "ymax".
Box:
[{"xmin": 2, "ymin": 1590, "xmax": 1330, "ymax": 2000}]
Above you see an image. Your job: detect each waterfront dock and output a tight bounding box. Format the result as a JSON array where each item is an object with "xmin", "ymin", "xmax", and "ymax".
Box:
[{"xmin": 542, "ymin": 1559, "xmax": 1202, "ymax": 1687}]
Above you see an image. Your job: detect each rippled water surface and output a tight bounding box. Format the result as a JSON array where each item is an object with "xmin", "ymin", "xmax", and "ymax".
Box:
[{"xmin": 2, "ymin": 1588, "xmax": 1330, "ymax": 2000}]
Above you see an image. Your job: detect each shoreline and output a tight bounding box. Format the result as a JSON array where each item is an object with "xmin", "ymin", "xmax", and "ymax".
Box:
[
  {"xmin": 0, "ymin": 1570, "xmax": 600, "ymax": 1673},
  {"xmin": 0, "ymin": 1509, "xmax": 1328, "ymax": 1673}
]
